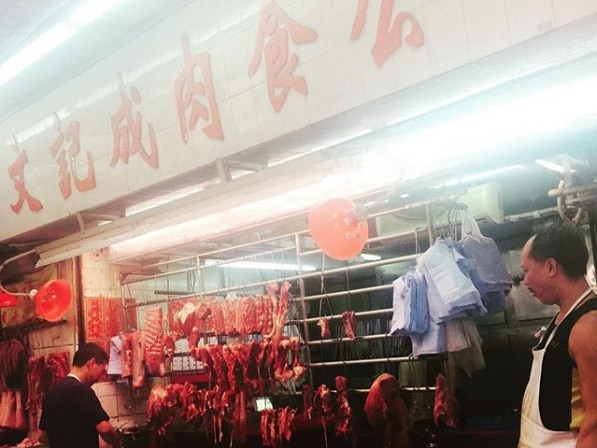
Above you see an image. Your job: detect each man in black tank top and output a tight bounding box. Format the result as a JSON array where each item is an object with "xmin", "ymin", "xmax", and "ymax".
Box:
[{"xmin": 519, "ymin": 220, "xmax": 597, "ymax": 448}]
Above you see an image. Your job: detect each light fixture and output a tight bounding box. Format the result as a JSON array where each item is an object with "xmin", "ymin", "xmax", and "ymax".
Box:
[
  {"xmin": 442, "ymin": 165, "xmax": 528, "ymax": 187},
  {"xmin": 360, "ymin": 253, "xmax": 382, "ymax": 261},
  {"xmin": 0, "ymin": 0, "xmax": 123, "ymax": 88},
  {"xmin": 0, "ymin": 24, "xmax": 75, "ymax": 87},
  {"xmin": 395, "ymin": 74, "xmax": 597, "ymax": 183},
  {"xmin": 215, "ymin": 261, "xmax": 316, "ymax": 272},
  {"xmin": 36, "ymin": 151, "xmax": 329, "ymax": 266},
  {"xmin": 70, "ymin": 0, "xmax": 122, "ymax": 26},
  {"xmin": 105, "ymin": 150, "xmax": 396, "ymax": 264},
  {"xmin": 535, "ymin": 159, "xmax": 576, "ymax": 174}
]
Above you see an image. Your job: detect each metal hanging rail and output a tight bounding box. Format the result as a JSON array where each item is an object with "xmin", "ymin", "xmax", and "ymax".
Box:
[
  {"xmin": 301, "ymin": 284, "xmax": 393, "ymax": 302},
  {"xmin": 122, "ymin": 245, "xmax": 298, "ymax": 285},
  {"xmin": 288, "ymin": 308, "xmax": 392, "ymax": 326},
  {"xmin": 308, "ymin": 355, "xmax": 413, "ymax": 367},
  {"xmin": 119, "ymin": 191, "xmax": 451, "ymax": 401},
  {"xmin": 122, "ymin": 254, "xmax": 414, "ymax": 308},
  {"xmin": 306, "ymin": 333, "xmax": 392, "ymax": 345}
]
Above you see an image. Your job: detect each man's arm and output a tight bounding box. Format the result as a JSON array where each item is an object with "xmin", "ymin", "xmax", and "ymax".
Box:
[
  {"xmin": 570, "ymin": 311, "xmax": 597, "ymax": 448},
  {"xmin": 96, "ymin": 420, "xmax": 123, "ymax": 448}
]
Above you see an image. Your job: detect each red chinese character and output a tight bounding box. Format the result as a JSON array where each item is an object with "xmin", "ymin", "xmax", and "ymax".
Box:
[
  {"xmin": 50, "ymin": 120, "xmax": 96, "ymax": 199},
  {"xmin": 175, "ymin": 35, "xmax": 223, "ymax": 143},
  {"xmin": 8, "ymin": 142, "xmax": 43, "ymax": 213},
  {"xmin": 351, "ymin": 0, "xmax": 424, "ymax": 67},
  {"xmin": 248, "ymin": 0, "xmax": 318, "ymax": 112},
  {"xmin": 110, "ymin": 74, "xmax": 159, "ymax": 168}
]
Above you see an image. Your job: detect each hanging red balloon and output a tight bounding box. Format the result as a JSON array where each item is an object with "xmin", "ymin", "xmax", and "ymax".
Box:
[
  {"xmin": 308, "ymin": 198, "xmax": 369, "ymax": 261},
  {"xmin": 35, "ymin": 279, "xmax": 72, "ymax": 322}
]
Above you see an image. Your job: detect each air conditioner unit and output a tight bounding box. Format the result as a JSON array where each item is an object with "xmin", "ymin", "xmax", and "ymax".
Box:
[{"xmin": 376, "ymin": 182, "xmax": 504, "ymax": 237}]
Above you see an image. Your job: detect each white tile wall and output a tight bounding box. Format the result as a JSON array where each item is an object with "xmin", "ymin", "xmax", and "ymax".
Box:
[
  {"xmin": 463, "ymin": 0, "xmax": 511, "ymax": 59},
  {"xmin": 553, "ymin": 0, "xmax": 597, "ymax": 26},
  {"xmin": 423, "ymin": 0, "xmax": 471, "ymax": 74},
  {"xmin": 505, "ymin": 0, "xmax": 555, "ymax": 43}
]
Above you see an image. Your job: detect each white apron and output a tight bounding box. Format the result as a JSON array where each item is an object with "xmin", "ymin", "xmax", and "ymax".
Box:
[{"xmin": 518, "ymin": 289, "xmax": 592, "ymax": 448}]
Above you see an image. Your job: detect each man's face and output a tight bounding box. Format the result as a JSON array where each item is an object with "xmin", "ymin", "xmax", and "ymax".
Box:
[
  {"xmin": 88, "ymin": 359, "xmax": 107, "ymax": 385},
  {"xmin": 521, "ymin": 241, "xmax": 555, "ymax": 305}
]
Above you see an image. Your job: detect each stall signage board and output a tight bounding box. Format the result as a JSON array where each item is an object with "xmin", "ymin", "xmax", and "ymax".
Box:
[{"xmin": 0, "ymin": 0, "xmax": 591, "ymax": 240}]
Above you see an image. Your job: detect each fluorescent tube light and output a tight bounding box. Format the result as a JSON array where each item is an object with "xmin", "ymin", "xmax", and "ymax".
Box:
[
  {"xmin": 443, "ymin": 165, "xmax": 528, "ymax": 187},
  {"xmin": 0, "ymin": 24, "xmax": 76, "ymax": 86},
  {"xmin": 535, "ymin": 159, "xmax": 576, "ymax": 174},
  {"xmin": 71, "ymin": 0, "xmax": 122, "ymax": 26},
  {"xmin": 218, "ymin": 261, "xmax": 316, "ymax": 272},
  {"xmin": 360, "ymin": 253, "xmax": 382, "ymax": 261},
  {"xmin": 0, "ymin": 0, "xmax": 123, "ymax": 88}
]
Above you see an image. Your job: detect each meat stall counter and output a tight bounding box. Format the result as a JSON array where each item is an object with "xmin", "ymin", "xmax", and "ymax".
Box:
[{"xmin": 114, "ymin": 191, "xmax": 536, "ymax": 448}]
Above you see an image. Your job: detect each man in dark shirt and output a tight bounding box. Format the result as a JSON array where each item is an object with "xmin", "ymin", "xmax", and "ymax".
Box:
[{"xmin": 39, "ymin": 343, "xmax": 122, "ymax": 448}]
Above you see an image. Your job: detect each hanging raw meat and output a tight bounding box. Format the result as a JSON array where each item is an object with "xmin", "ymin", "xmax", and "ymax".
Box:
[
  {"xmin": 178, "ymin": 302, "xmax": 196, "ymax": 336},
  {"xmin": 290, "ymin": 337, "xmax": 307, "ymax": 381},
  {"xmin": 265, "ymin": 282, "xmax": 292, "ymax": 372},
  {"xmin": 364, "ymin": 373, "xmax": 413, "ymax": 448},
  {"xmin": 231, "ymin": 389, "xmax": 248, "ymax": 444},
  {"xmin": 342, "ymin": 311, "xmax": 357, "ymax": 339},
  {"xmin": 224, "ymin": 298, "xmax": 237, "ymax": 334},
  {"xmin": 208, "ymin": 344, "xmax": 229, "ymax": 390},
  {"xmin": 302, "ymin": 384, "xmax": 314, "ymax": 419},
  {"xmin": 256, "ymin": 294, "xmax": 273, "ymax": 335},
  {"xmin": 210, "ymin": 298, "xmax": 226, "ymax": 335},
  {"xmin": 45, "ymin": 351, "xmax": 70, "ymax": 381},
  {"xmin": 433, "ymin": 373, "xmax": 459, "ymax": 428},
  {"xmin": 334, "ymin": 375, "xmax": 356, "ymax": 445},
  {"xmin": 194, "ymin": 301, "xmax": 212, "ymax": 333},
  {"xmin": 241, "ymin": 295, "xmax": 258, "ymax": 334},
  {"xmin": 147, "ymin": 384, "xmax": 182, "ymax": 435},
  {"xmin": 144, "ymin": 307, "xmax": 166, "ymax": 376},
  {"xmin": 122, "ymin": 331, "xmax": 145, "ymax": 389},
  {"xmin": 317, "ymin": 317, "xmax": 331, "ymax": 338}
]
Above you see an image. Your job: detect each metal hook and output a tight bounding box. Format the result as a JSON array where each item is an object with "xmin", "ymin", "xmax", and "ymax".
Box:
[{"xmin": 556, "ymin": 180, "xmax": 584, "ymax": 225}]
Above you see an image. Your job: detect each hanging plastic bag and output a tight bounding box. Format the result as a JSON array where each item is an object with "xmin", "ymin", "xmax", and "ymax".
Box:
[
  {"xmin": 418, "ymin": 238, "xmax": 486, "ymax": 322},
  {"xmin": 457, "ymin": 210, "xmax": 512, "ymax": 312},
  {"xmin": 390, "ymin": 269, "xmax": 429, "ymax": 336}
]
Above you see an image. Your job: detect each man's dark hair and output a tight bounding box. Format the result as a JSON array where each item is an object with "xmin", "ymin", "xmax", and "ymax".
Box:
[
  {"xmin": 529, "ymin": 220, "xmax": 588, "ymax": 279},
  {"xmin": 72, "ymin": 342, "xmax": 109, "ymax": 367}
]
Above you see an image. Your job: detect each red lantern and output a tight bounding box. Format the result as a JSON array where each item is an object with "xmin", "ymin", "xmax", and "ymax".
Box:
[
  {"xmin": 35, "ymin": 279, "xmax": 72, "ymax": 322},
  {"xmin": 308, "ymin": 198, "xmax": 369, "ymax": 261}
]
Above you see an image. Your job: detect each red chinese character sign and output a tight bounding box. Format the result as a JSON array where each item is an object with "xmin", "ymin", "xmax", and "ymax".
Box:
[
  {"xmin": 8, "ymin": 138, "xmax": 43, "ymax": 214},
  {"xmin": 175, "ymin": 35, "xmax": 224, "ymax": 143},
  {"xmin": 351, "ymin": 0, "xmax": 425, "ymax": 67},
  {"xmin": 249, "ymin": 0, "xmax": 318, "ymax": 112},
  {"xmin": 308, "ymin": 198, "xmax": 369, "ymax": 261},
  {"xmin": 111, "ymin": 73, "xmax": 159, "ymax": 168},
  {"xmin": 50, "ymin": 119, "xmax": 96, "ymax": 199}
]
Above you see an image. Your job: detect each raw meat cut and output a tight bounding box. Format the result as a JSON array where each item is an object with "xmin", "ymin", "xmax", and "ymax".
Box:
[
  {"xmin": 433, "ymin": 373, "xmax": 459, "ymax": 428},
  {"xmin": 364, "ymin": 373, "xmax": 412, "ymax": 448},
  {"xmin": 341, "ymin": 311, "xmax": 357, "ymax": 340},
  {"xmin": 317, "ymin": 317, "xmax": 331, "ymax": 338}
]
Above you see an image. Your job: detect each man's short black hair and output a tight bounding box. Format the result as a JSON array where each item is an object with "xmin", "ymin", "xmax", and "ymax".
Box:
[
  {"xmin": 529, "ymin": 220, "xmax": 588, "ymax": 280},
  {"xmin": 72, "ymin": 342, "xmax": 109, "ymax": 367}
]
